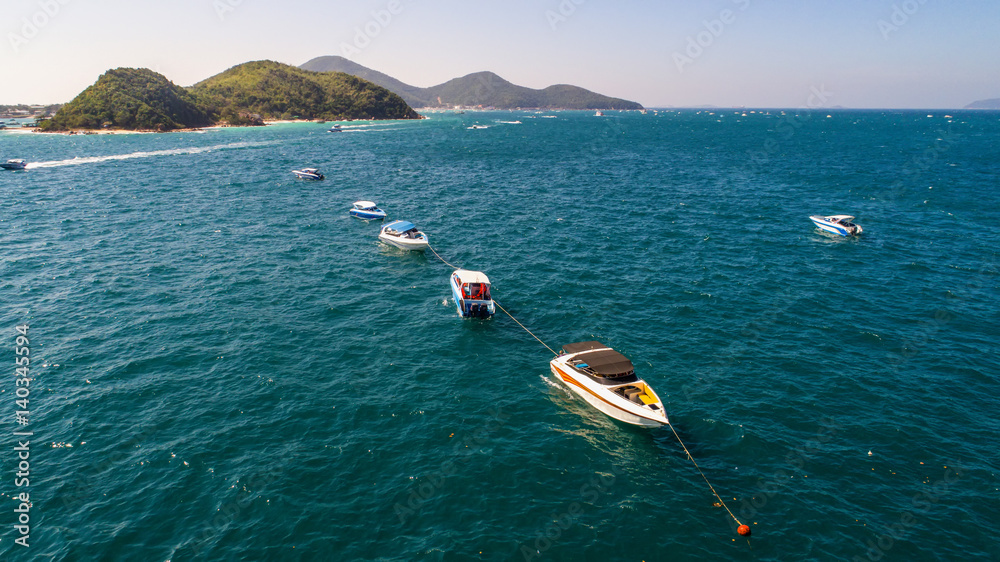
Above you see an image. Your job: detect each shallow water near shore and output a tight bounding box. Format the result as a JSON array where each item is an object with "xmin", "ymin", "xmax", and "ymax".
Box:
[{"xmin": 1, "ymin": 109, "xmax": 998, "ymax": 560}]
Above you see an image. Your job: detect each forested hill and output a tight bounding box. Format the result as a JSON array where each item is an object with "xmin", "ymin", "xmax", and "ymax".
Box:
[
  {"xmin": 190, "ymin": 60, "xmax": 420, "ymax": 122},
  {"xmin": 40, "ymin": 61, "xmax": 420, "ymax": 131},
  {"xmin": 40, "ymin": 68, "xmax": 211, "ymax": 131}
]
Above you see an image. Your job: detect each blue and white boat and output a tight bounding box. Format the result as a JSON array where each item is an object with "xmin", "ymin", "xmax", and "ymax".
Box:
[
  {"xmin": 810, "ymin": 214, "xmax": 863, "ymax": 236},
  {"xmin": 378, "ymin": 220, "xmax": 428, "ymax": 251},
  {"xmin": 450, "ymin": 269, "xmax": 495, "ymax": 318},
  {"xmin": 328, "ymin": 124, "xmax": 343, "ymax": 132},
  {"xmin": 349, "ymin": 201, "xmax": 386, "ymax": 220},
  {"xmin": 1, "ymin": 159, "xmax": 27, "ymax": 170},
  {"xmin": 292, "ymin": 167, "xmax": 324, "ymax": 180}
]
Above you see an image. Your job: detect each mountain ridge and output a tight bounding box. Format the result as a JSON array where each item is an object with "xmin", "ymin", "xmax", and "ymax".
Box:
[{"xmin": 300, "ymin": 56, "xmax": 643, "ymax": 110}]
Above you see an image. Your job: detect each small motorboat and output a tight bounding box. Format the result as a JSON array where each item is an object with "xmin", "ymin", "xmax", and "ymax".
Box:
[
  {"xmin": 1, "ymin": 159, "xmax": 27, "ymax": 170},
  {"xmin": 328, "ymin": 124, "xmax": 343, "ymax": 132},
  {"xmin": 378, "ymin": 220, "xmax": 428, "ymax": 251},
  {"xmin": 450, "ymin": 269, "xmax": 496, "ymax": 318},
  {"xmin": 550, "ymin": 341, "xmax": 668, "ymax": 427},
  {"xmin": 349, "ymin": 201, "xmax": 386, "ymax": 220},
  {"xmin": 810, "ymin": 214, "xmax": 863, "ymax": 236},
  {"xmin": 594, "ymin": 110, "xmax": 604, "ymax": 117},
  {"xmin": 292, "ymin": 168, "xmax": 324, "ymax": 180}
]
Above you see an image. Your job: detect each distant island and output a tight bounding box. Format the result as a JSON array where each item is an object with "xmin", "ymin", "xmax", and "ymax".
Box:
[
  {"xmin": 300, "ymin": 56, "xmax": 643, "ymax": 110},
  {"xmin": 40, "ymin": 61, "xmax": 419, "ymax": 132},
  {"xmin": 964, "ymin": 98, "xmax": 1000, "ymax": 110}
]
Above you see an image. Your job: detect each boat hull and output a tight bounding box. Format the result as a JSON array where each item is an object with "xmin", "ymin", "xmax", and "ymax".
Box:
[
  {"xmin": 350, "ymin": 209, "xmax": 386, "ymax": 220},
  {"xmin": 810, "ymin": 216, "xmax": 861, "ymax": 236},
  {"xmin": 378, "ymin": 232, "xmax": 428, "ymax": 251},
  {"xmin": 292, "ymin": 171, "xmax": 324, "ymax": 180},
  {"xmin": 550, "ymin": 361, "xmax": 668, "ymax": 427}
]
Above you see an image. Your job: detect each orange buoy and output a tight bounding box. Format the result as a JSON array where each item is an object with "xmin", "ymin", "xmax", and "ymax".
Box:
[{"xmin": 737, "ymin": 525, "xmax": 751, "ymax": 536}]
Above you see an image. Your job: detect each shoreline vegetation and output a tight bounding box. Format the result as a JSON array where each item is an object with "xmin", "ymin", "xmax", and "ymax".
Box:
[{"xmin": 36, "ymin": 61, "xmax": 420, "ymax": 133}]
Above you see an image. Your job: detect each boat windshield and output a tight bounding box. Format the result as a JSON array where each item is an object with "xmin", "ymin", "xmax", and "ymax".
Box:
[{"xmin": 463, "ymin": 283, "xmax": 491, "ymax": 300}]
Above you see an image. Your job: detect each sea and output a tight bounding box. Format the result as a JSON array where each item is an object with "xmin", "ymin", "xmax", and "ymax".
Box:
[{"xmin": 0, "ymin": 109, "xmax": 998, "ymax": 561}]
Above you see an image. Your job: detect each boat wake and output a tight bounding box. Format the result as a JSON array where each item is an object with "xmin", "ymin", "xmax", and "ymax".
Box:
[{"xmin": 24, "ymin": 141, "xmax": 274, "ymax": 169}]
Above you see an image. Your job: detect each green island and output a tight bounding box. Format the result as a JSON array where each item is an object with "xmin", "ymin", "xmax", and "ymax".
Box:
[{"xmin": 40, "ymin": 61, "xmax": 420, "ymax": 132}]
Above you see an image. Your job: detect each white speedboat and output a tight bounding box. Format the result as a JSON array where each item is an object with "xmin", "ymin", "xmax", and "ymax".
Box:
[
  {"xmin": 810, "ymin": 214, "xmax": 862, "ymax": 236},
  {"xmin": 328, "ymin": 124, "xmax": 343, "ymax": 132},
  {"xmin": 450, "ymin": 269, "xmax": 495, "ymax": 318},
  {"xmin": 349, "ymin": 201, "xmax": 386, "ymax": 220},
  {"xmin": 292, "ymin": 168, "xmax": 324, "ymax": 180},
  {"xmin": 1, "ymin": 159, "xmax": 27, "ymax": 170},
  {"xmin": 550, "ymin": 341, "xmax": 668, "ymax": 427},
  {"xmin": 378, "ymin": 220, "xmax": 428, "ymax": 251}
]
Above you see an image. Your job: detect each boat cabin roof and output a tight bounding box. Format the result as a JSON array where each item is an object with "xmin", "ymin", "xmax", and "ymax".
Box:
[
  {"xmin": 302, "ymin": 168, "xmax": 320, "ymax": 173},
  {"xmin": 453, "ymin": 269, "xmax": 490, "ymax": 285},
  {"xmin": 827, "ymin": 215, "xmax": 855, "ymax": 221},
  {"xmin": 353, "ymin": 201, "xmax": 377, "ymax": 209},
  {"xmin": 384, "ymin": 220, "xmax": 416, "ymax": 233},
  {"xmin": 562, "ymin": 341, "xmax": 635, "ymax": 377}
]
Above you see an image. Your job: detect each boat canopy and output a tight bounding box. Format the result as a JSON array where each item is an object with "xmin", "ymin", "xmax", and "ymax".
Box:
[
  {"xmin": 562, "ymin": 341, "xmax": 635, "ymax": 377},
  {"xmin": 454, "ymin": 269, "xmax": 490, "ymax": 285},
  {"xmin": 384, "ymin": 220, "xmax": 416, "ymax": 233},
  {"xmin": 354, "ymin": 201, "xmax": 377, "ymax": 209}
]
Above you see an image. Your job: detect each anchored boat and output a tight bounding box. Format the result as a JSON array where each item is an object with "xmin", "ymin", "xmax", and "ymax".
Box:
[
  {"xmin": 349, "ymin": 201, "xmax": 386, "ymax": 220},
  {"xmin": 450, "ymin": 269, "xmax": 495, "ymax": 318},
  {"xmin": 378, "ymin": 220, "xmax": 428, "ymax": 251},
  {"xmin": 810, "ymin": 214, "xmax": 862, "ymax": 236},
  {"xmin": 292, "ymin": 167, "xmax": 325, "ymax": 180},
  {"xmin": 550, "ymin": 341, "xmax": 668, "ymax": 427}
]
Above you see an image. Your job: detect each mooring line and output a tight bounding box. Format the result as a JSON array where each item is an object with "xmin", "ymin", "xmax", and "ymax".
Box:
[
  {"xmin": 666, "ymin": 421, "xmax": 744, "ymax": 531},
  {"xmin": 429, "ymin": 244, "xmax": 747, "ymax": 537},
  {"xmin": 493, "ymin": 300, "xmax": 558, "ymax": 356},
  {"xmin": 427, "ymin": 245, "xmax": 558, "ymax": 356}
]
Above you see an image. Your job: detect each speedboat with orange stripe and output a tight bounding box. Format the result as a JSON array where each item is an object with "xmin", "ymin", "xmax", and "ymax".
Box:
[{"xmin": 550, "ymin": 341, "xmax": 668, "ymax": 427}]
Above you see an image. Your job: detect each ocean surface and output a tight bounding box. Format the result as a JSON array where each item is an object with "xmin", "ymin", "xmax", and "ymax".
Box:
[{"xmin": 1, "ymin": 109, "xmax": 998, "ymax": 561}]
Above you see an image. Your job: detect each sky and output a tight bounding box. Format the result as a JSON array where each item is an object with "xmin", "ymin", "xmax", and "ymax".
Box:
[{"xmin": 1, "ymin": 0, "xmax": 998, "ymax": 108}]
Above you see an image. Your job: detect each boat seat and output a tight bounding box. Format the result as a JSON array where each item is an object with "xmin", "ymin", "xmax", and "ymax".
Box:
[
  {"xmin": 639, "ymin": 393, "xmax": 656, "ymax": 405},
  {"xmin": 623, "ymin": 387, "xmax": 641, "ymax": 401}
]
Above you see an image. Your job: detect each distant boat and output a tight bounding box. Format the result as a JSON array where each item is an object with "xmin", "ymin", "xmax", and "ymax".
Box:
[
  {"xmin": 450, "ymin": 269, "xmax": 495, "ymax": 318},
  {"xmin": 0, "ymin": 159, "xmax": 27, "ymax": 170},
  {"xmin": 349, "ymin": 201, "xmax": 386, "ymax": 220},
  {"xmin": 328, "ymin": 124, "xmax": 343, "ymax": 132},
  {"xmin": 292, "ymin": 168, "xmax": 324, "ymax": 180},
  {"xmin": 467, "ymin": 124, "xmax": 488, "ymax": 130},
  {"xmin": 595, "ymin": 110, "xmax": 604, "ymax": 117},
  {"xmin": 810, "ymin": 214, "xmax": 863, "ymax": 236},
  {"xmin": 550, "ymin": 341, "xmax": 668, "ymax": 427},
  {"xmin": 378, "ymin": 220, "xmax": 428, "ymax": 251}
]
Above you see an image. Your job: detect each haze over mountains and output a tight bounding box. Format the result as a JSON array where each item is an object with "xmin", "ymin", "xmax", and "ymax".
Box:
[
  {"xmin": 964, "ymin": 98, "xmax": 1000, "ymax": 110},
  {"xmin": 300, "ymin": 56, "xmax": 643, "ymax": 110}
]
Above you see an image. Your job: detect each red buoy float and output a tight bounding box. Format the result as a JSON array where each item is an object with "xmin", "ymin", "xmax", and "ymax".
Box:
[{"xmin": 737, "ymin": 524, "xmax": 751, "ymax": 536}]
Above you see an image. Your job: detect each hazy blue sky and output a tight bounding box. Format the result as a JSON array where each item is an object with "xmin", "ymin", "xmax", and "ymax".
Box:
[{"xmin": 2, "ymin": 0, "xmax": 998, "ymax": 108}]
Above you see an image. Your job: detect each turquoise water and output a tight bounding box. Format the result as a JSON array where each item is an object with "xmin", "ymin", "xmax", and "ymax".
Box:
[{"xmin": 1, "ymin": 110, "xmax": 998, "ymax": 561}]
